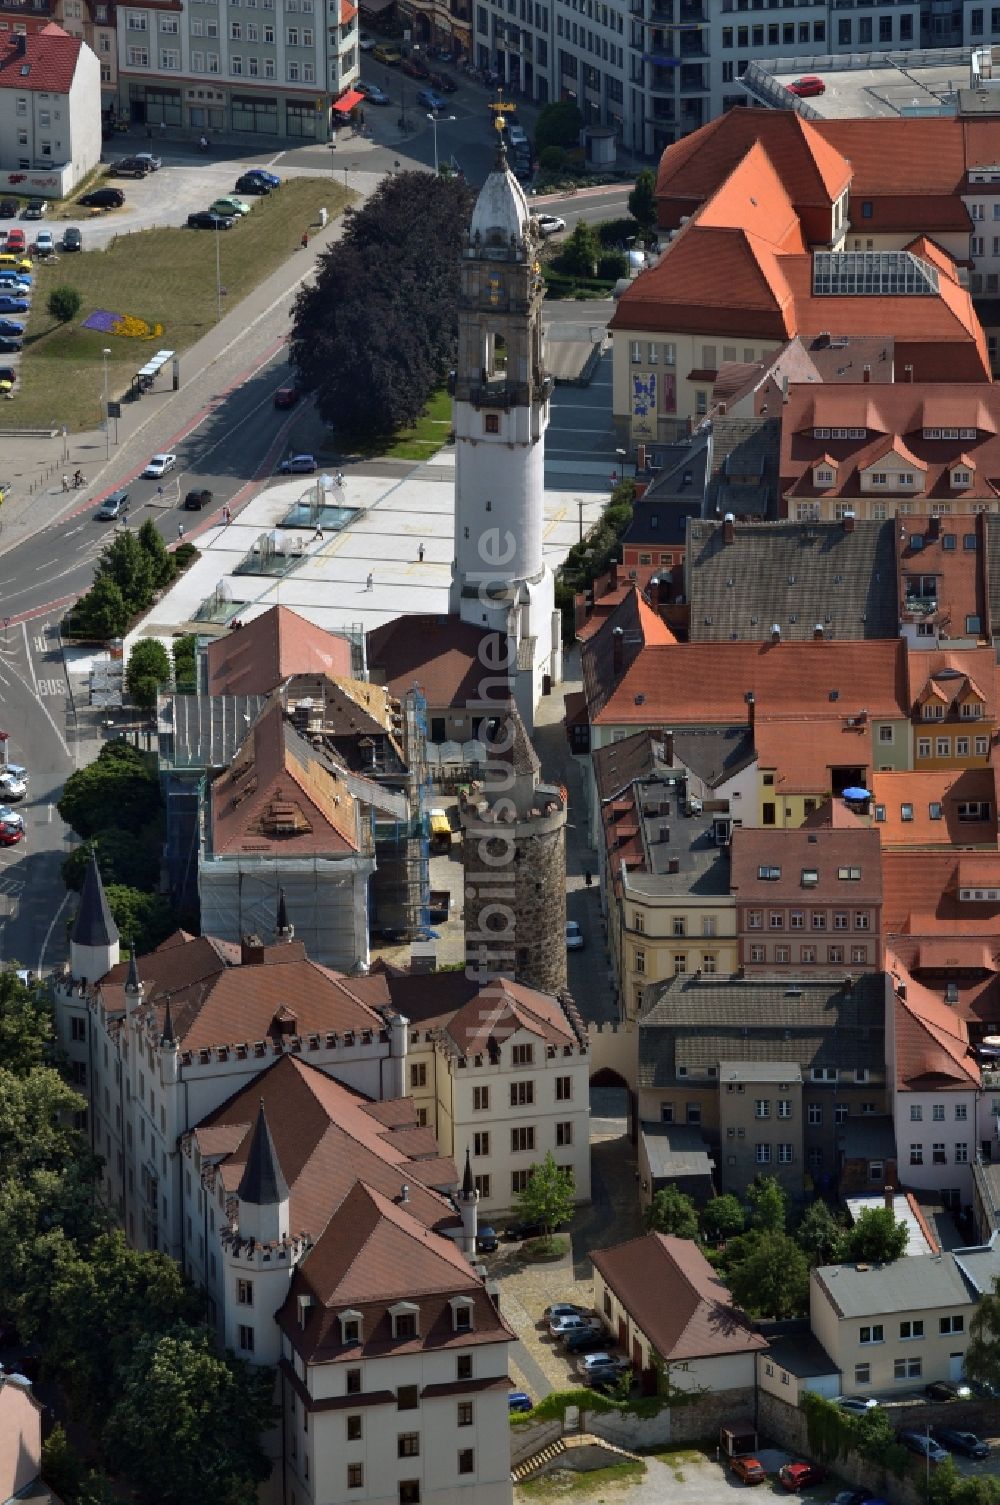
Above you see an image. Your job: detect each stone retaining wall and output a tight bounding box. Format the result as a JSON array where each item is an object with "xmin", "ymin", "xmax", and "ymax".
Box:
[
  {"xmin": 757, "ymin": 1391, "xmax": 922, "ymax": 1505},
  {"xmin": 510, "ymin": 1419, "xmax": 562, "ymax": 1467}
]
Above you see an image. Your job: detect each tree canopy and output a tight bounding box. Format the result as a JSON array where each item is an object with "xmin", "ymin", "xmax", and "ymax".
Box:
[
  {"xmin": 127, "ymin": 638, "xmax": 171, "ymax": 710},
  {"xmin": 795, "ymin": 1200, "xmax": 843, "ymax": 1266},
  {"xmin": 628, "ymin": 170, "xmax": 658, "ymax": 234},
  {"xmin": 69, "ymin": 520, "xmax": 178, "ymax": 640},
  {"xmin": 842, "ymin": 1205, "xmax": 908, "ymax": 1265},
  {"xmin": 645, "ymin": 1184, "xmax": 699, "ymax": 1241},
  {"xmin": 727, "ymin": 1231, "xmax": 810, "ymax": 1318},
  {"xmin": 289, "ymin": 172, "xmax": 472, "ymax": 445},
  {"xmin": 534, "ymin": 99, "xmax": 582, "ymax": 154},
  {"xmin": 747, "ymin": 1175, "xmax": 787, "ymax": 1233},
  {"xmin": 61, "ymin": 828, "xmax": 162, "ymax": 896},
  {"xmin": 514, "ymin": 1151, "xmax": 576, "ymax": 1235},
  {"xmin": 701, "ymin": 1194, "xmax": 744, "ymax": 1245},
  {"xmin": 965, "ymin": 1276, "xmax": 1000, "ymax": 1392},
  {"xmin": 58, "ymin": 740, "xmax": 163, "ymax": 839}
]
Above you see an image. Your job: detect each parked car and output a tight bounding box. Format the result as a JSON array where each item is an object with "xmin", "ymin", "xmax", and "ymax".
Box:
[
  {"xmin": 187, "ymin": 210, "xmax": 235, "ymax": 230},
  {"xmin": 564, "ymin": 1328, "xmax": 610, "ymax": 1355},
  {"xmin": 835, "ymin": 1396, "xmax": 879, "ymax": 1417},
  {"xmin": 403, "ymin": 54, "xmax": 430, "ymax": 78},
  {"xmin": 476, "ymin": 1225, "xmax": 499, "ymax": 1253},
  {"xmin": 250, "ymin": 168, "xmax": 281, "ymax": 187},
  {"xmin": 143, "ymin": 453, "xmax": 177, "ymax": 478},
  {"xmin": 62, "ymin": 227, "xmax": 82, "ymax": 251},
  {"xmin": 0, "ymin": 821, "xmax": 23, "ymax": 846},
  {"xmin": 506, "ymin": 1217, "xmax": 563, "ymax": 1241},
  {"xmin": 6, "ymin": 228, "xmax": 25, "ymax": 251},
  {"xmin": 0, "ymin": 321, "xmax": 24, "ymax": 337},
  {"xmin": 0, "ymin": 266, "xmax": 32, "ymax": 282},
  {"xmin": 578, "ymin": 1353, "xmax": 629, "ymax": 1376},
  {"xmin": 80, "ymin": 187, "xmax": 124, "ymax": 208},
  {"xmin": 235, "ymin": 172, "xmax": 273, "ymax": 196},
  {"xmin": 184, "ymin": 488, "xmax": 213, "ymax": 511},
  {"xmin": 109, "ymin": 156, "xmax": 150, "ymax": 178},
  {"xmin": 0, "ymin": 298, "xmax": 28, "ymax": 313},
  {"xmin": 0, "ymin": 282, "xmax": 29, "ymax": 298},
  {"xmin": 134, "ymin": 152, "xmax": 162, "ymax": 171},
  {"xmin": 898, "ymin": 1432, "xmax": 949, "ymax": 1464},
  {"xmin": 549, "ymin": 1313, "xmax": 592, "ymax": 1339},
  {"xmin": 273, "ymin": 385, "xmax": 300, "ymax": 409},
  {"xmin": 95, "ymin": 490, "xmax": 130, "ymax": 521},
  {"xmin": 535, "ymin": 214, "xmax": 566, "ymax": 237},
  {"xmin": 34, "ymin": 230, "xmax": 54, "ymax": 256},
  {"xmin": 833, "ymin": 1494, "xmax": 884, "ymax": 1505},
  {"xmin": 778, "ymin": 1462, "xmax": 826, "ymax": 1491},
  {"xmin": 508, "ymin": 1391, "xmax": 532, "ymax": 1414},
  {"xmin": 0, "ymin": 257, "xmax": 31, "ymax": 274},
  {"xmin": 356, "ymin": 80, "xmax": 390, "ymax": 104},
  {"xmin": 566, "ymin": 920, "xmax": 584, "ymax": 950},
  {"xmin": 417, "ymin": 88, "xmax": 447, "ymax": 111},
  {"xmin": 788, "ymin": 74, "xmax": 825, "ymax": 96},
  {"xmin": 0, "ymin": 366, "xmax": 17, "ymax": 385},
  {"xmin": 0, "ymin": 200, "xmax": 18, "ymax": 219},
  {"xmin": 5, "ymin": 766, "xmax": 29, "ymax": 785},
  {"xmin": 211, "ymin": 196, "xmax": 251, "ymax": 218},
  {"xmin": 23, "ymin": 199, "xmax": 45, "ymax": 220},
  {"xmin": 932, "ymin": 1428, "xmax": 990, "ymax": 1460},
  {"xmin": 730, "ymin": 1457, "xmax": 768, "ymax": 1486},
  {"xmin": 925, "ymin": 1380, "xmax": 972, "ymax": 1402},
  {"xmin": 278, "ymin": 453, "xmax": 317, "ymax": 474},
  {"xmin": 543, "ymin": 1303, "xmax": 587, "ymax": 1321},
  {"xmin": 428, "ymin": 69, "xmax": 457, "ymax": 92},
  {"xmin": 0, "ymin": 806, "xmax": 24, "ymax": 829},
  {"xmin": 372, "ymin": 43, "xmax": 401, "ymax": 63},
  {"xmin": 0, "ymin": 773, "xmax": 27, "ymax": 800},
  {"xmin": 0, "ymin": 337, "xmax": 22, "ymax": 353}
]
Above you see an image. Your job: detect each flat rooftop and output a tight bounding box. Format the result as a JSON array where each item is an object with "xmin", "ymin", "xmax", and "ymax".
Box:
[{"xmin": 744, "ymin": 50, "xmax": 974, "ymax": 120}]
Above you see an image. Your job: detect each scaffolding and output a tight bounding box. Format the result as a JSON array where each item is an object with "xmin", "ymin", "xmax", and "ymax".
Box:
[{"xmin": 370, "ymin": 688, "xmax": 432, "ymax": 941}]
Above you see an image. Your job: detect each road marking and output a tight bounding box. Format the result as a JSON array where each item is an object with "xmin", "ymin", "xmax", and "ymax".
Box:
[
  {"xmin": 36, "ymin": 677, "xmax": 63, "ymax": 696},
  {"xmin": 47, "ymin": 804, "xmax": 53, "ymax": 823},
  {"xmin": 38, "ymin": 888, "xmax": 70, "ymax": 978},
  {"xmin": 19, "ymin": 620, "xmax": 71, "ymax": 760},
  {"xmin": 65, "ymin": 523, "xmax": 85, "ymax": 538},
  {"xmin": 32, "ymin": 635, "xmax": 46, "ymax": 653}
]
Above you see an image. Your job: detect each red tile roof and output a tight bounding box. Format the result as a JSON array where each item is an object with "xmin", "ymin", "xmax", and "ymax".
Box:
[
  {"xmin": 366, "ymin": 615, "xmax": 493, "ymax": 709},
  {"xmin": 882, "ymin": 849, "xmax": 1000, "ymax": 936},
  {"xmin": 730, "ymin": 825, "xmax": 882, "ymax": 904},
  {"xmin": 582, "ymin": 595, "xmax": 908, "ymax": 726},
  {"xmin": 209, "ymin": 699, "xmax": 361, "ymax": 857},
  {"xmin": 890, "ymin": 963, "xmax": 980, "ymax": 1090},
  {"xmin": 906, "ymin": 648, "xmax": 999, "ymax": 722},
  {"xmin": 592, "ymin": 1233, "xmax": 767, "ymax": 1362},
  {"xmin": 0, "ymin": 23, "xmax": 81, "ymax": 92},
  {"xmin": 871, "ymin": 768, "xmax": 998, "ymax": 847},
  {"xmin": 205, "ymin": 606, "xmax": 352, "ymax": 697},
  {"xmin": 753, "ymin": 716, "xmax": 873, "ymax": 796},
  {"xmin": 895, "ymin": 514, "xmax": 987, "ymax": 633}
]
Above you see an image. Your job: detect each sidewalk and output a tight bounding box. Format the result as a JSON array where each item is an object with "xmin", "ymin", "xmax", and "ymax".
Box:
[{"xmin": 0, "ymin": 178, "xmax": 374, "ymax": 557}]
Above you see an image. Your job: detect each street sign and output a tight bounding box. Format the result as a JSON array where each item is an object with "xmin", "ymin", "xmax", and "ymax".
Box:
[{"xmin": 489, "ymin": 100, "xmax": 516, "ymax": 112}]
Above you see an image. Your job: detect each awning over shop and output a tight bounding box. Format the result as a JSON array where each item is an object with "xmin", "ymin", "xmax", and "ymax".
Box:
[{"xmin": 332, "ymin": 88, "xmax": 364, "ymax": 113}]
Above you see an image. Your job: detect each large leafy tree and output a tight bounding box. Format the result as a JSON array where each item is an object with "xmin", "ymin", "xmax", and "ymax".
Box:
[
  {"xmin": 534, "ymin": 99, "xmax": 582, "ymax": 154},
  {"xmin": 796, "ymin": 1200, "xmax": 844, "ymax": 1266},
  {"xmin": 747, "ymin": 1175, "xmax": 787, "ymax": 1233},
  {"xmin": 701, "ymin": 1194, "xmax": 745, "ymax": 1245},
  {"xmin": 645, "ymin": 1184, "xmax": 699, "ymax": 1241},
  {"xmin": 127, "ymin": 638, "xmax": 172, "ymax": 710},
  {"xmin": 289, "ymin": 171, "xmax": 472, "ymax": 445},
  {"xmin": 628, "ymin": 169, "xmax": 658, "ymax": 234},
  {"xmin": 727, "ymin": 1231, "xmax": 810, "ymax": 1319},
  {"xmin": 0, "ymin": 970, "xmax": 53, "ymax": 1075},
  {"xmin": 105, "ymin": 885, "xmax": 176, "ymax": 955},
  {"xmin": 103, "ymin": 1327, "xmax": 276, "ymax": 1505},
  {"xmin": 513, "ymin": 1151, "xmax": 576, "ymax": 1236},
  {"xmin": 965, "ymin": 1276, "xmax": 1000, "ymax": 1392},
  {"xmin": 57, "ymin": 740, "xmax": 162, "ymax": 839},
  {"xmin": 842, "ymin": 1206, "xmax": 907, "ymax": 1265},
  {"xmin": 61, "ymin": 829, "xmax": 162, "ymax": 895}
]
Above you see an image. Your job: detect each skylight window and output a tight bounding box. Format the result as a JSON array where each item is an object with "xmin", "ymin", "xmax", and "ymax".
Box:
[{"xmin": 812, "ymin": 250, "xmax": 939, "ymax": 297}]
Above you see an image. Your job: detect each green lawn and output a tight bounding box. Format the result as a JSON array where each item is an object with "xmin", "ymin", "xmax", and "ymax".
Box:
[
  {"xmin": 518, "ymin": 1461, "xmax": 646, "ymax": 1500},
  {"xmin": 382, "ymin": 386, "xmax": 453, "ymax": 460},
  {"xmin": 4, "ymin": 177, "xmax": 351, "ymax": 432}
]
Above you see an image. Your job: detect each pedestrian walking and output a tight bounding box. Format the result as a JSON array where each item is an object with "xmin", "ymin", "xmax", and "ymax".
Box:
[
  {"xmin": 61, "ymin": 474, "xmax": 69, "ymax": 492},
  {"xmin": 366, "ymin": 571, "xmax": 373, "ymax": 591},
  {"xmin": 159, "ymin": 119, "xmax": 166, "ymax": 136},
  {"xmin": 177, "ymin": 522, "xmax": 185, "ymax": 541},
  {"xmin": 222, "ymin": 504, "xmax": 231, "ymax": 525},
  {"xmin": 335, "ymin": 470, "xmax": 345, "ymax": 488},
  {"xmin": 301, "ymin": 230, "xmax": 310, "ymax": 249},
  {"xmin": 418, "ymin": 543, "xmax": 425, "ymax": 562},
  {"xmin": 585, "ymin": 869, "xmax": 593, "ymax": 888},
  {"xmin": 314, "ymin": 523, "xmax": 324, "ymax": 541}
]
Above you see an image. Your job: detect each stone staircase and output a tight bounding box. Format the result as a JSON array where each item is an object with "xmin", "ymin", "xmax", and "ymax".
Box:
[{"xmin": 512, "ymin": 1432, "xmax": 642, "ymax": 1484}]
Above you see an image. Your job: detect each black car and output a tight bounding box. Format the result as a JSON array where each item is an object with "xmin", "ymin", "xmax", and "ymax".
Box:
[
  {"xmin": 23, "ymin": 199, "xmax": 44, "ymax": 220},
  {"xmin": 62, "ymin": 227, "xmax": 82, "ymax": 252},
  {"xmin": 932, "ymin": 1428, "xmax": 990, "ymax": 1460},
  {"xmin": 563, "ymin": 1329, "xmax": 609, "ymax": 1355},
  {"xmin": 235, "ymin": 172, "xmax": 273, "ymax": 195},
  {"xmin": 0, "ymin": 199, "xmax": 18, "ymax": 219},
  {"xmin": 925, "ymin": 1380, "xmax": 971, "ymax": 1403},
  {"xmin": 428, "ymin": 69, "xmax": 457, "ymax": 92},
  {"xmin": 80, "ymin": 187, "xmax": 124, "ymax": 208},
  {"xmin": 183, "ymin": 488, "xmax": 213, "ymax": 511},
  {"xmin": 0, "ymin": 337, "xmax": 22, "ymax": 352},
  {"xmin": 187, "ymin": 211, "xmax": 234, "ymax": 230},
  {"xmin": 476, "ymin": 1226, "xmax": 499, "ymax": 1253},
  {"xmin": 109, "ymin": 156, "xmax": 149, "ymax": 178},
  {"xmin": 505, "ymin": 1218, "xmax": 563, "ymax": 1241}
]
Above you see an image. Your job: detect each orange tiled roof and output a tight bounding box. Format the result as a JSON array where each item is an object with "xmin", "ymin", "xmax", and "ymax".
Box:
[
  {"xmin": 206, "ymin": 605, "xmax": 352, "ymax": 697},
  {"xmin": 906, "ymin": 648, "xmax": 999, "ymax": 721},
  {"xmin": 753, "ymin": 715, "xmax": 873, "ymax": 796},
  {"xmin": 882, "ymin": 848, "xmax": 1000, "ymax": 935},
  {"xmin": 872, "ymin": 767, "xmax": 998, "ymax": 847},
  {"xmin": 890, "ymin": 961, "xmax": 980, "ymax": 1089}
]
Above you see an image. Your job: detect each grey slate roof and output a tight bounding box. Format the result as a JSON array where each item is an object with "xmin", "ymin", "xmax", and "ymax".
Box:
[
  {"xmin": 238, "ymin": 1100, "xmax": 290, "ymax": 1207},
  {"xmin": 71, "ymin": 852, "xmax": 119, "ymax": 950},
  {"xmin": 686, "ymin": 518, "xmax": 898, "ymax": 643},
  {"xmin": 813, "ymin": 1251, "xmax": 973, "ymax": 1319},
  {"xmin": 764, "ymin": 1330, "xmax": 838, "ymax": 1380},
  {"xmin": 706, "ymin": 417, "xmax": 780, "ymax": 519},
  {"xmin": 670, "ymin": 728, "xmax": 755, "ymax": 789},
  {"xmin": 638, "ymin": 973, "xmax": 884, "ymax": 1088},
  {"xmin": 953, "ymin": 1242, "xmax": 1000, "ymax": 1297},
  {"xmin": 641, "ymin": 1121, "xmax": 716, "ymax": 1180}
]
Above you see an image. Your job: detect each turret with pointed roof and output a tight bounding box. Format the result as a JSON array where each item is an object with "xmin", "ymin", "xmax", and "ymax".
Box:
[
  {"xmin": 238, "ymin": 1099, "xmax": 289, "ymax": 1243},
  {"xmin": 70, "ymin": 851, "xmax": 120, "ymax": 983}
]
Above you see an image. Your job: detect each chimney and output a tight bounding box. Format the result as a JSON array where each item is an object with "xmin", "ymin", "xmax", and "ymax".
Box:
[
  {"xmin": 843, "ymin": 510, "xmax": 855, "ymax": 534},
  {"xmin": 241, "ymin": 933, "xmax": 266, "ymax": 965},
  {"xmin": 928, "ymin": 515, "xmax": 941, "ymax": 540},
  {"xmin": 14, "ymin": 32, "xmax": 25, "ymax": 53},
  {"xmin": 612, "ymin": 625, "xmax": 624, "ymax": 674},
  {"xmin": 399, "ymin": 1183, "xmax": 410, "ymax": 1205},
  {"xmin": 813, "ymin": 623, "xmax": 824, "ymax": 641},
  {"xmin": 745, "ymin": 690, "xmax": 755, "ymax": 732},
  {"xmin": 662, "ymin": 729, "xmax": 674, "ymax": 766},
  {"xmin": 610, "ymin": 560, "xmax": 619, "ymax": 588},
  {"xmin": 723, "ymin": 512, "xmax": 736, "ymax": 544},
  {"xmin": 771, "ymin": 623, "xmax": 781, "ymax": 644},
  {"xmin": 656, "ymin": 575, "xmax": 671, "ymax": 605},
  {"xmin": 883, "ymin": 1184, "xmax": 895, "ymax": 1211},
  {"xmin": 862, "ymin": 364, "xmax": 871, "ymax": 384},
  {"xmin": 898, "ymin": 980, "xmax": 907, "ymax": 1001}
]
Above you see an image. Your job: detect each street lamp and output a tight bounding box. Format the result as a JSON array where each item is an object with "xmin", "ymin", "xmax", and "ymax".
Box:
[
  {"xmin": 615, "ymin": 446, "xmax": 628, "ymax": 484},
  {"xmin": 215, "ymin": 225, "xmax": 222, "ymax": 323},
  {"xmin": 426, "ymin": 111, "xmax": 456, "ymax": 175},
  {"xmin": 101, "ymin": 347, "xmax": 111, "ymax": 460}
]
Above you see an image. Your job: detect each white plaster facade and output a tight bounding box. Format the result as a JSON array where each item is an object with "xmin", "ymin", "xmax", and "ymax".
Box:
[{"xmin": 0, "ymin": 27, "xmax": 101, "ymax": 193}]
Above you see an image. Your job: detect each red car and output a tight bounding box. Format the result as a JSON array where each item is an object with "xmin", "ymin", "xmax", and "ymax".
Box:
[
  {"xmin": 273, "ymin": 385, "xmax": 300, "ymax": 409},
  {"xmin": 730, "ymin": 1457, "xmax": 768, "ymax": 1485},
  {"xmin": 778, "ymin": 1462, "xmax": 826, "ymax": 1491},
  {"xmin": 0, "ymin": 824, "xmax": 23, "ymax": 846},
  {"xmin": 6, "ymin": 228, "xmax": 25, "ymax": 252},
  {"xmin": 788, "ymin": 75, "xmax": 825, "ymax": 96}
]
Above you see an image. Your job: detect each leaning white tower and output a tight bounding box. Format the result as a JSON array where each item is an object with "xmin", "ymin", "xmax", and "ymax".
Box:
[{"xmin": 449, "ymin": 130, "xmax": 558, "ymax": 727}]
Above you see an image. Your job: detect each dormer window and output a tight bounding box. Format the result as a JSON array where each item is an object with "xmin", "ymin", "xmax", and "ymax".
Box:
[
  {"xmin": 815, "ymin": 467, "xmax": 834, "ymax": 486},
  {"xmin": 450, "ymin": 1296, "xmax": 475, "ymax": 1333},
  {"xmin": 951, "ymin": 469, "xmax": 972, "ymax": 489},
  {"xmin": 922, "ymin": 702, "xmax": 944, "ymax": 720},
  {"xmin": 340, "ymin": 1309, "xmax": 363, "ymax": 1345},
  {"xmin": 390, "ymin": 1301, "xmax": 420, "ymax": 1340},
  {"xmin": 960, "ymin": 699, "xmax": 984, "ymax": 719}
]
